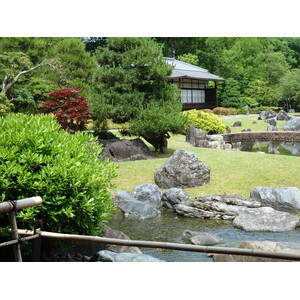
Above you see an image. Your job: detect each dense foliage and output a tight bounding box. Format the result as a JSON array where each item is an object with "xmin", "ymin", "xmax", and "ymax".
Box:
[
  {"xmin": 183, "ymin": 109, "xmax": 227, "ymax": 134},
  {"xmin": 0, "ymin": 94, "xmax": 13, "ymax": 116},
  {"xmin": 90, "ymin": 37, "xmax": 186, "ymax": 153},
  {"xmin": 38, "ymin": 88, "xmax": 91, "ymax": 131},
  {"xmin": 0, "ymin": 114, "xmax": 117, "ymax": 235}
]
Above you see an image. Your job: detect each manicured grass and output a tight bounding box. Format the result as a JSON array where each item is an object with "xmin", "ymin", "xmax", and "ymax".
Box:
[
  {"xmin": 221, "ymin": 115, "xmax": 286, "ymax": 133},
  {"xmin": 111, "ymin": 132, "xmax": 300, "ymax": 199}
]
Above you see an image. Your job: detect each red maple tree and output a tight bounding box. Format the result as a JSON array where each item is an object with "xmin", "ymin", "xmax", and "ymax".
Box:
[{"xmin": 38, "ymin": 88, "xmax": 91, "ymax": 132}]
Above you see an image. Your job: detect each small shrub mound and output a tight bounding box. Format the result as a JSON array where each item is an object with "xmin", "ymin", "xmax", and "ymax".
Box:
[
  {"xmin": 0, "ymin": 94, "xmax": 14, "ymax": 116},
  {"xmin": 182, "ymin": 109, "xmax": 227, "ymax": 134},
  {"xmin": 251, "ymin": 106, "xmax": 273, "ymax": 113},
  {"xmin": 0, "ymin": 113, "xmax": 117, "ymax": 236},
  {"xmin": 213, "ymin": 107, "xmax": 237, "ymax": 116}
]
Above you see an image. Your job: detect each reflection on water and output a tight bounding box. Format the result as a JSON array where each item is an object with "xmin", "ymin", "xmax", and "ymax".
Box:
[
  {"xmin": 107, "ymin": 208, "xmax": 300, "ymax": 262},
  {"xmin": 231, "ymin": 141, "xmax": 300, "ymax": 156}
]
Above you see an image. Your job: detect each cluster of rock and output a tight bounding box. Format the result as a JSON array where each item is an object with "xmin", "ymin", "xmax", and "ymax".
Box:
[
  {"xmin": 186, "ymin": 125, "xmax": 232, "ymax": 150},
  {"xmin": 114, "ymin": 183, "xmax": 191, "ymax": 220},
  {"xmin": 98, "ymin": 138, "xmax": 154, "ymax": 162},
  {"xmin": 258, "ymin": 109, "xmax": 291, "ymax": 121},
  {"xmin": 173, "ymin": 187, "xmax": 300, "ymax": 233}
]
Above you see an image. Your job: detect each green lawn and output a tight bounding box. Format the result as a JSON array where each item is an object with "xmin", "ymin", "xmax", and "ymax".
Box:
[
  {"xmin": 111, "ymin": 130, "xmax": 300, "ymax": 199},
  {"xmin": 221, "ymin": 115, "xmax": 286, "ymax": 133}
]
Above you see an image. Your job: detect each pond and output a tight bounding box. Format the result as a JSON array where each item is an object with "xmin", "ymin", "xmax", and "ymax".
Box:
[
  {"xmin": 107, "ymin": 208, "xmax": 300, "ymax": 262},
  {"xmin": 231, "ymin": 141, "xmax": 300, "ymax": 156}
]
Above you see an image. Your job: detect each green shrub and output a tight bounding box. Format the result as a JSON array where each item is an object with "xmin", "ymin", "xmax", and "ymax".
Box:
[
  {"xmin": 0, "ymin": 94, "xmax": 14, "ymax": 116},
  {"xmin": 236, "ymin": 107, "xmax": 249, "ymax": 114},
  {"xmin": 182, "ymin": 109, "xmax": 227, "ymax": 134},
  {"xmin": 0, "ymin": 113, "xmax": 117, "ymax": 236},
  {"xmin": 213, "ymin": 107, "xmax": 237, "ymax": 116},
  {"xmin": 251, "ymin": 106, "xmax": 273, "ymax": 113}
]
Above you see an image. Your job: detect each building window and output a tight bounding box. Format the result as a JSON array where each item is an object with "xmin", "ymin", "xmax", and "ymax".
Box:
[{"xmin": 181, "ymin": 89, "xmax": 205, "ymax": 103}]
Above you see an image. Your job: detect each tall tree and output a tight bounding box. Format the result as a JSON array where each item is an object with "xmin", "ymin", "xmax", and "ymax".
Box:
[{"xmin": 90, "ymin": 37, "xmax": 187, "ymax": 153}]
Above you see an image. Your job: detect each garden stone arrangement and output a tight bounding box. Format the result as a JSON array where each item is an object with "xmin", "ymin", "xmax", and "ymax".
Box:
[{"xmin": 114, "ymin": 184, "xmax": 300, "ymax": 233}]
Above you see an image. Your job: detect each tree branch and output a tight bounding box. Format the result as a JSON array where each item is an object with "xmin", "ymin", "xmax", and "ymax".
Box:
[{"xmin": 1, "ymin": 60, "xmax": 58, "ymax": 95}]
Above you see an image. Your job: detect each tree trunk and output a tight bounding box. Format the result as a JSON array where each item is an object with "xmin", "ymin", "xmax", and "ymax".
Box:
[{"xmin": 142, "ymin": 134, "xmax": 168, "ymax": 154}]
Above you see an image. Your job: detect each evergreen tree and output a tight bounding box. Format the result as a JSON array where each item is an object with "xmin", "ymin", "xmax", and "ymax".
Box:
[{"xmin": 90, "ymin": 37, "xmax": 187, "ymax": 153}]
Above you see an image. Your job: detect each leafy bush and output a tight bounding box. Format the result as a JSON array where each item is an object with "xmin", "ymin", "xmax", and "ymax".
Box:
[
  {"xmin": 0, "ymin": 94, "xmax": 14, "ymax": 116},
  {"xmin": 236, "ymin": 107, "xmax": 249, "ymax": 114},
  {"xmin": 0, "ymin": 113, "xmax": 117, "ymax": 236},
  {"xmin": 201, "ymin": 109, "xmax": 213, "ymax": 113},
  {"xmin": 251, "ymin": 106, "xmax": 273, "ymax": 113},
  {"xmin": 182, "ymin": 109, "xmax": 227, "ymax": 134},
  {"xmin": 38, "ymin": 88, "xmax": 91, "ymax": 132},
  {"xmin": 213, "ymin": 107, "xmax": 237, "ymax": 116}
]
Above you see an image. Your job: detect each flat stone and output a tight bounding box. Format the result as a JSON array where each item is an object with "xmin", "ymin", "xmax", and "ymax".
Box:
[
  {"xmin": 92, "ymin": 250, "xmax": 164, "ymax": 262},
  {"xmin": 183, "ymin": 230, "xmax": 223, "ymax": 246},
  {"xmin": 233, "ymin": 207, "xmax": 299, "ymax": 232},
  {"xmin": 212, "ymin": 240, "xmax": 300, "ymax": 262}
]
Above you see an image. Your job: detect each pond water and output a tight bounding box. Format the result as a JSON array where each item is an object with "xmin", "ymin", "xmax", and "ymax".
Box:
[
  {"xmin": 231, "ymin": 141, "xmax": 300, "ymax": 156},
  {"xmin": 107, "ymin": 208, "xmax": 300, "ymax": 262}
]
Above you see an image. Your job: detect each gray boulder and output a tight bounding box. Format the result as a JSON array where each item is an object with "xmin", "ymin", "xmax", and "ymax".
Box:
[
  {"xmin": 186, "ymin": 124, "xmax": 207, "ymax": 147},
  {"xmin": 258, "ymin": 110, "xmax": 276, "ymax": 120},
  {"xmin": 91, "ymin": 250, "xmax": 164, "ymax": 262},
  {"xmin": 131, "ymin": 184, "xmax": 162, "ymax": 209},
  {"xmin": 183, "ymin": 230, "xmax": 223, "ymax": 246},
  {"xmin": 276, "ymin": 110, "xmax": 291, "ymax": 121},
  {"xmin": 98, "ymin": 138, "xmax": 154, "ymax": 162},
  {"xmin": 117, "ymin": 200, "xmax": 161, "ymax": 220},
  {"xmin": 162, "ymin": 188, "xmax": 191, "ymax": 208},
  {"xmin": 154, "ymin": 149, "xmax": 210, "ymax": 189},
  {"xmin": 250, "ymin": 187, "xmax": 300, "ymax": 214},
  {"xmin": 267, "ymin": 125, "xmax": 278, "ymax": 131},
  {"xmin": 233, "ymin": 207, "xmax": 299, "ymax": 232},
  {"xmin": 114, "ymin": 191, "xmax": 135, "ymax": 206},
  {"xmin": 213, "ymin": 240, "xmax": 300, "ymax": 262},
  {"xmin": 232, "ymin": 121, "xmax": 242, "ymax": 127},
  {"xmin": 103, "ymin": 226, "xmax": 142, "ymax": 254},
  {"xmin": 282, "ymin": 116, "xmax": 300, "ymax": 132}
]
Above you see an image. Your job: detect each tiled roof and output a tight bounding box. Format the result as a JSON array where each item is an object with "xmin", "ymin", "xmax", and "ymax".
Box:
[{"xmin": 165, "ymin": 57, "xmax": 225, "ymax": 81}]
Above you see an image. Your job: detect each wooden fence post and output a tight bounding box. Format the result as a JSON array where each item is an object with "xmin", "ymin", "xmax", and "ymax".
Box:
[{"xmin": 7, "ymin": 210, "xmax": 22, "ymax": 262}]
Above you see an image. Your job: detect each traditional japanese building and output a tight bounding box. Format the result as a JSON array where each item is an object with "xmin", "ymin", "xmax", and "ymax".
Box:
[{"xmin": 165, "ymin": 58, "xmax": 225, "ymax": 110}]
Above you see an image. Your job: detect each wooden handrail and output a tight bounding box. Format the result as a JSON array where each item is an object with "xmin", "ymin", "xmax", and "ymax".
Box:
[
  {"xmin": 16, "ymin": 229, "xmax": 300, "ymax": 261},
  {"xmin": 0, "ymin": 197, "xmax": 42, "ymax": 214}
]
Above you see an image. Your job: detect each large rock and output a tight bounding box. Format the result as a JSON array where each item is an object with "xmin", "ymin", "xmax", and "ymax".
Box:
[
  {"xmin": 250, "ymin": 187, "xmax": 300, "ymax": 214},
  {"xmin": 131, "ymin": 184, "xmax": 162, "ymax": 209},
  {"xmin": 162, "ymin": 188, "xmax": 190, "ymax": 208},
  {"xmin": 91, "ymin": 250, "xmax": 164, "ymax": 262},
  {"xmin": 183, "ymin": 230, "xmax": 223, "ymax": 246},
  {"xmin": 232, "ymin": 121, "xmax": 242, "ymax": 127},
  {"xmin": 276, "ymin": 110, "xmax": 291, "ymax": 121},
  {"xmin": 212, "ymin": 241, "xmax": 300, "ymax": 262},
  {"xmin": 98, "ymin": 138, "xmax": 154, "ymax": 162},
  {"xmin": 154, "ymin": 149, "xmax": 210, "ymax": 189},
  {"xmin": 233, "ymin": 207, "xmax": 299, "ymax": 232},
  {"xmin": 186, "ymin": 124, "xmax": 207, "ymax": 147},
  {"xmin": 103, "ymin": 226, "xmax": 142, "ymax": 254},
  {"xmin": 174, "ymin": 194, "xmax": 261, "ymax": 220},
  {"xmin": 282, "ymin": 116, "xmax": 300, "ymax": 132},
  {"xmin": 114, "ymin": 191, "xmax": 135, "ymax": 206},
  {"xmin": 117, "ymin": 200, "xmax": 161, "ymax": 220},
  {"xmin": 258, "ymin": 110, "xmax": 276, "ymax": 120}
]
